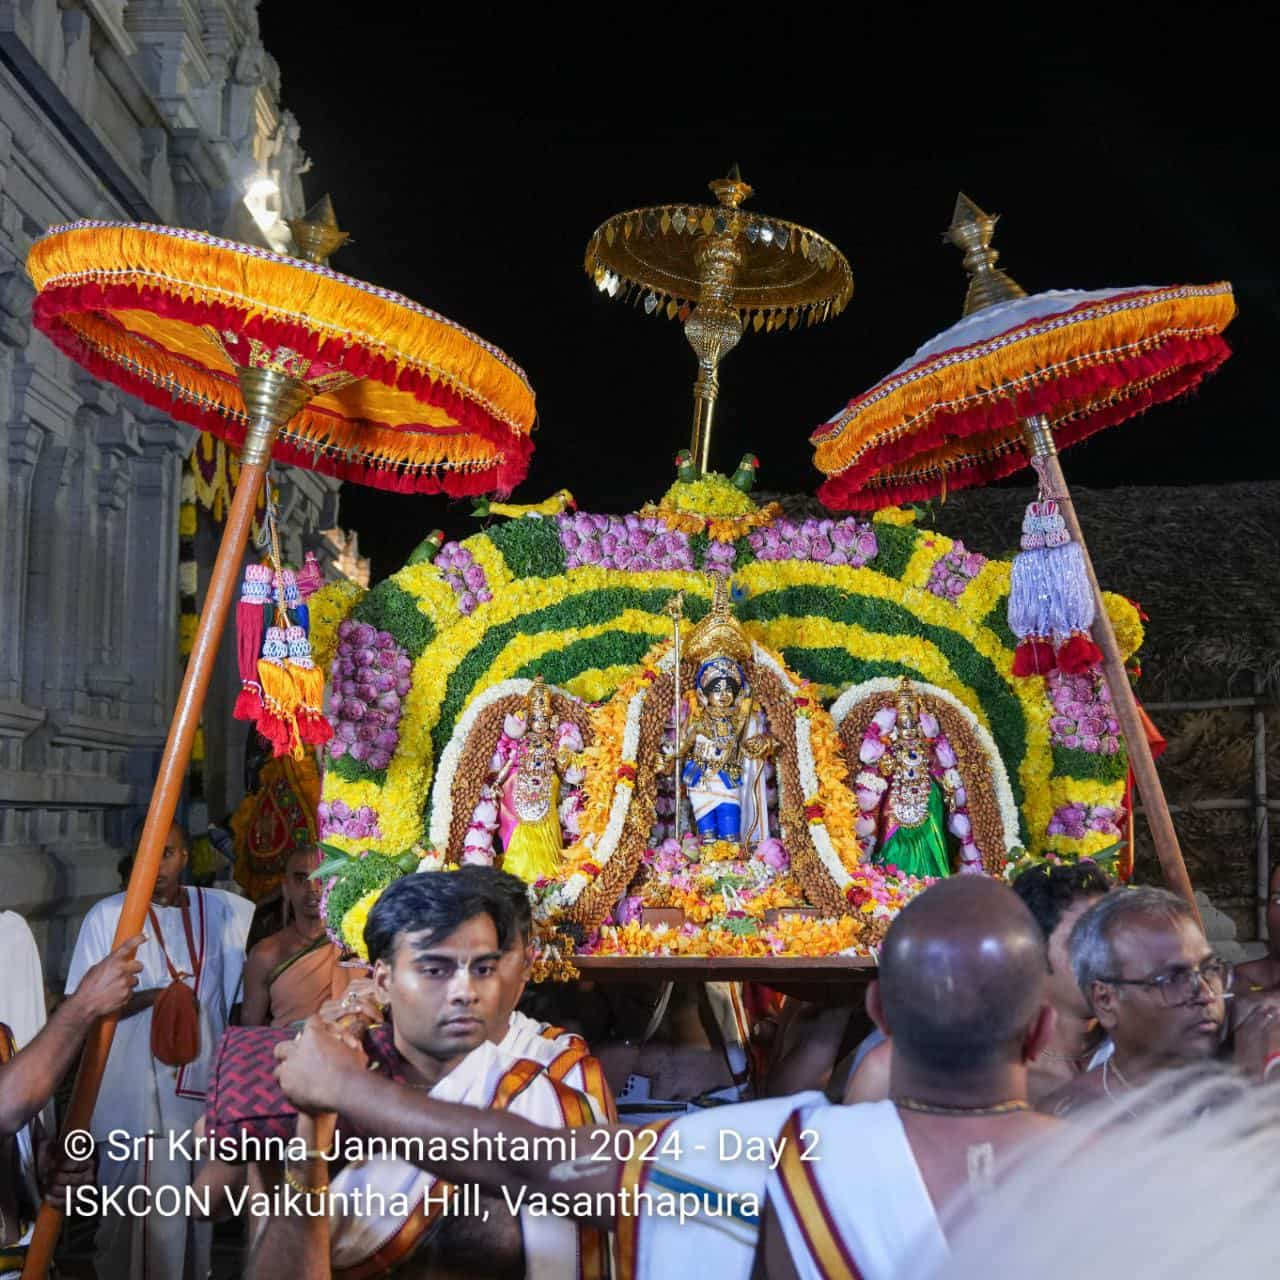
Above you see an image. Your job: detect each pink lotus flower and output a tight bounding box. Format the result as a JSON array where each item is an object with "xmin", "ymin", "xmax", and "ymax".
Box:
[
  {"xmin": 919, "ymin": 712, "xmax": 940, "ymax": 739},
  {"xmin": 872, "ymin": 707, "xmax": 897, "ymax": 733},
  {"xmin": 756, "ymin": 838, "xmax": 790, "ymax": 872}
]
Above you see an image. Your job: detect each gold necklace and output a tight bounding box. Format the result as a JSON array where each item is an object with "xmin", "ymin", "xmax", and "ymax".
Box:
[{"xmin": 893, "ymin": 1096, "xmax": 1031, "ymax": 1117}]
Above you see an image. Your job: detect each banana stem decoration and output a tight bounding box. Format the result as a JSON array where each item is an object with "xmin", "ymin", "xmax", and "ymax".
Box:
[{"xmin": 664, "ymin": 591, "xmax": 685, "ymax": 842}]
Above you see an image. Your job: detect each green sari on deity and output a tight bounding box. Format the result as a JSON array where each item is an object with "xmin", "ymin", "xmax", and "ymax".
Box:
[{"xmin": 871, "ymin": 779, "xmax": 953, "ymax": 880}]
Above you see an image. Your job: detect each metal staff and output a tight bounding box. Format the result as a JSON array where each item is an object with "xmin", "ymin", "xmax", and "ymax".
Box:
[{"xmin": 664, "ymin": 591, "xmax": 685, "ymax": 841}]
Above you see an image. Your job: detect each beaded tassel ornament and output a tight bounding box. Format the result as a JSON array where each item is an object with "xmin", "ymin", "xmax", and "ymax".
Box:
[
  {"xmin": 1008, "ymin": 462, "xmax": 1102, "ymax": 677},
  {"xmin": 232, "ymin": 562, "xmax": 272, "ymax": 721}
]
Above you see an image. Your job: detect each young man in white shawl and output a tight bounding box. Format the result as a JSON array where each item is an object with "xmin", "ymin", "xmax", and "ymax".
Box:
[
  {"xmin": 322, "ymin": 866, "xmax": 616, "ymax": 1124},
  {"xmin": 275, "ymin": 877, "xmax": 1061, "ymax": 1280},
  {"xmin": 64, "ymin": 819, "xmax": 254, "ymax": 1280},
  {"xmin": 251, "ymin": 870, "xmax": 609, "ymax": 1280}
]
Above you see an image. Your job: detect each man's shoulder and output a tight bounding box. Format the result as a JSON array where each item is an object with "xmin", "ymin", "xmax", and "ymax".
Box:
[
  {"xmin": 80, "ymin": 893, "xmax": 126, "ymax": 926},
  {"xmin": 1040, "ymin": 1067, "xmax": 1106, "ymax": 1117}
]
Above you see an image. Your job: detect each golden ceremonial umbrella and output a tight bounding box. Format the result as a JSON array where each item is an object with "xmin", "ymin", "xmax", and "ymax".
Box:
[
  {"xmin": 586, "ymin": 166, "xmax": 852, "ymax": 473},
  {"xmin": 22, "ymin": 215, "xmax": 535, "ymax": 1278},
  {"xmin": 810, "ymin": 194, "xmax": 1237, "ymax": 916}
]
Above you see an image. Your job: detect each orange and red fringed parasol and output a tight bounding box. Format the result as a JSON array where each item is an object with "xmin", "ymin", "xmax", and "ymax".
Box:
[
  {"xmin": 810, "ymin": 197, "xmax": 1234, "ymax": 512},
  {"xmin": 812, "ymin": 281, "xmax": 1234, "ymax": 510},
  {"xmin": 29, "ymin": 220, "xmax": 536, "ymax": 496}
]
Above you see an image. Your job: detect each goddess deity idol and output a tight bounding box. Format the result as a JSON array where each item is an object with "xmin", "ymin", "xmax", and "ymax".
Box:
[
  {"xmin": 494, "ymin": 677, "xmax": 581, "ymax": 882},
  {"xmin": 861, "ymin": 682, "xmax": 959, "ymax": 879},
  {"xmin": 667, "ymin": 576, "xmax": 776, "ymax": 845}
]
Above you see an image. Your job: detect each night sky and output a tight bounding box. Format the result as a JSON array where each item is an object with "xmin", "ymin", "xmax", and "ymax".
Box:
[{"xmin": 259, "ymin": 11, "xmax": 1277, "ymax": 581}]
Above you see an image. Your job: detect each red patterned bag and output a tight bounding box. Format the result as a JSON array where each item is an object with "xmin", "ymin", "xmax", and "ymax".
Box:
[{"xmin": 204, "ymin": 1023, "xmax": 407, "ymax": 1158}]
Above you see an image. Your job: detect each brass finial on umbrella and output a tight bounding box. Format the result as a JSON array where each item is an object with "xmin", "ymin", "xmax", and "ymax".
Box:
[
  {"xmin": 945, "ymin": 193, "xmax": 1027, "ymax": 316},
  {"xmin": 586, "ymin": 168, "xmax": 852, "ymax": 474},
  {"xmin": 287, "ymin": 193, "xmax": 351, "ymax": 265}
]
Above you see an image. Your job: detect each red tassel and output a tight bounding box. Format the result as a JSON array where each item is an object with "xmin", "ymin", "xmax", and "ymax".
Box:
[
  {"xmin": 233, "ymin": 681, "xmax": 263, "ymax": 722},
  {"xmin": 1057, "ymin": 631, "xmax": 1103, "ymax": 674},
  {"xmin": 1013, "ymin": 638, "xmax": 1057, "ymax": 678},
  {"xmin": 233, "ymin": 565, "xmax": 271, "ymax": 722}
]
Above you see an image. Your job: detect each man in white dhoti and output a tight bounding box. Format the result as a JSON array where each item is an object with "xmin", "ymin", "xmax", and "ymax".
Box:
[
  {"xmin": 64, "ymin": 820, "xmax": 253, "ymax": 1280},
  {"xmin": 277, "ymin": 878, "xmax": 1061, "ymax": 1280},
  {"xmin": 253, "ymin": 871, "xmax": 608, "ymax": 1280},
  {"xmin": 759, "ymin": 877, "xmax": 1060, "ymax": 1279}
]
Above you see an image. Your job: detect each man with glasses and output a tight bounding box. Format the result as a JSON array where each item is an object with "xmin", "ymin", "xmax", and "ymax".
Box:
[{"xmin": 1045, "ymin": 887, "xmax": 1231, "ymax": 1115}]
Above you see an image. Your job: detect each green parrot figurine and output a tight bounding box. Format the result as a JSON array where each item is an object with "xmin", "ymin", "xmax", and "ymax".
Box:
[
  {"xmin": 407, "ymin": 529, "xmax": 445, "ymax": 565},
  {"xmin": 675, "ymin": 449, "xmax": 696, "ymax": 483},
  {"xmin": 731, "ymin": 453, "xmax": 760, "ymax": 492}
]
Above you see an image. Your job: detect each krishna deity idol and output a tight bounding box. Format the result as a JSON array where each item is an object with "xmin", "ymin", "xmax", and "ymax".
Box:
[{"xmin": 667, "ymin": 576, "xmax": 776, "ymax": 845}]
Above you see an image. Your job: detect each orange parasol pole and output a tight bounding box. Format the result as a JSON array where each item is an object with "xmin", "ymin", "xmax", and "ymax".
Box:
[{"xmin": 21, "ymin": 369, "xmax": 311, "ymax": 1280}]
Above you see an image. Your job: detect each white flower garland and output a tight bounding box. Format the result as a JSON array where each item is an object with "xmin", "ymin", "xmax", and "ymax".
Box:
[
  {"xmin": 830, "ymin": 677, "xmax": 1021, "ymax": 852},
  {"xmin": 752, "ymin": 644, "xmax": 858, "ymax": 892}
]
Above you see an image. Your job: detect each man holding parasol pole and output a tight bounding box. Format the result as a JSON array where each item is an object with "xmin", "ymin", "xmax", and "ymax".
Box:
[{"xmin": 20, "ymin": 208, "xmax": 537, "ymax": 1279}]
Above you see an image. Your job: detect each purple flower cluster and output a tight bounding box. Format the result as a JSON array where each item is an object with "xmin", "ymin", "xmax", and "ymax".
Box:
[
  {"xmin": 318, "ymin": 799, "xmax": 383, "ymax": 841},
  {"xmin": 327, "ymin": 621, "xmax": 412, "ymax": 771},
  {"xmin": 747, "ymin": 517, "xmax": 877, "ymax": 566},
  {"xmin": 1047, "ymin": 671, "xmax": 1121, "ymax": 754},
  {"xmin": 1048, "ymin": 802, "xmax": 1124, "ymax": 840},
  {"xmin": 926, "ymin": 539, "xmax": 987, "ymax": 600},
  {"xmin": 437, "ymin": 541, "xmax": 491, "ymax": 615},
  {"xmin": 558, "ymin": 512, "xmax": 694, "ymax": 572},
  {"xmin": 704, "ymin": 539, "xmax": 737, "ymax": 574}
]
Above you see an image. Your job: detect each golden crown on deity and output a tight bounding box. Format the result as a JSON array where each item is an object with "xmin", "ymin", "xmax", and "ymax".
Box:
[
  {"xmin": 686, "ymin": 573, "xmax": 752, "ymax": 669},
  {"xmin": 527, "ymin": 675, "xmax": 553, "ymax": 718}
]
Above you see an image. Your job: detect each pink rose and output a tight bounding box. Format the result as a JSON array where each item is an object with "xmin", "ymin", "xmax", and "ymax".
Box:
[{"xmin": 1062, "ymin": 734, "xmax": 1081, "ymax": 749}]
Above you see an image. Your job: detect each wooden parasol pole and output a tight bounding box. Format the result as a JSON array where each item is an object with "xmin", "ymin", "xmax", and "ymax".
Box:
[
  {"xmin": 1022, "ymin": 415, "xmax": 1200, "ymax": 924},
  {"xmin": 22, "ymin": 368, "xmax": 312, "ymax": 1280}
]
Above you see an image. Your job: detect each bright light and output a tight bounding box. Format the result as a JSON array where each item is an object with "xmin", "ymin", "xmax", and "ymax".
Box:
[
  {"xmin": 243, "ymin": 174, "xmax": 286, "ymax": 248},
  {"xmin": 245, "ymin": 176, "xmax": 279, "ymax": 203}
]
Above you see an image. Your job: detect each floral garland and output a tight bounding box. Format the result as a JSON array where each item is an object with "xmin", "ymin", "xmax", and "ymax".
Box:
[
  {"xmin": 1047, "ymin": 670, "xmax": 1121, "ymax": 755},
  {"xmin": 436, "ymin": 540, "xmax": 493, "ymax": 615},
  {"xmin": 926, "ymin": 540, "xmax": 987, "ymax": 600},
  {"xmin": 746, "ymin": 517, "xmax": 878, "ymax": 566},
  {"xmin": 318, "ymin": 506, "xmax": 1139, "ymax": 888},
  {"xmin": 655, "ymin": 474, "xmax": 758, "ymax": 517},
  {"xmin": 318, "ymin": 799, "xmax": 382, "ymax": 841},
  {"xmin": 558, "ymin": 512, "xmax": 695, "ymax": 573},
  {"xmin": 307, "ymin": 578, "xmax": 366, "ymax": 677},
  {"xmin": 326, "ymin": 621, "xmax": 412, "ymax": 775}
]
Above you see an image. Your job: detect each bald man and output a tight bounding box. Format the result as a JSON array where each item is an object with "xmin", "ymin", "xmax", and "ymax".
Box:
[{"xmin": 273, "ymin": 877, "xmax": 1061, "ymax": 1280}]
